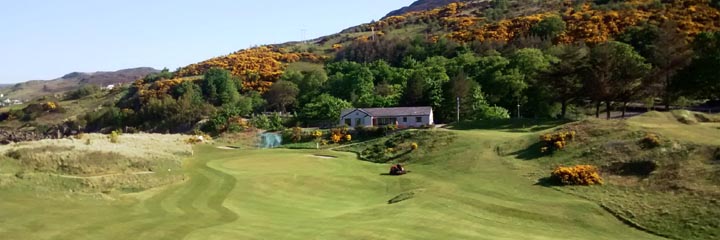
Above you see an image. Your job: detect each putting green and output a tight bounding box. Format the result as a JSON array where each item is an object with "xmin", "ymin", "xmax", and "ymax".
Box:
[{"xmin": 0, "ymin": 130, "xmax": 663, "ymax": 239}]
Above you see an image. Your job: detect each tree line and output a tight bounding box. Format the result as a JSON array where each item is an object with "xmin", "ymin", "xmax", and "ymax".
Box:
[{"xmin": 81, "ymin": 25, "xmax": 718, "ymax": 134}]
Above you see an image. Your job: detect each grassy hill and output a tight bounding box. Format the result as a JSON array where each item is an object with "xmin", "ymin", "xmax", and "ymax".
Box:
[{"xmin": 493, "ymin": 111, "xmax": 720, "ymax": 239}]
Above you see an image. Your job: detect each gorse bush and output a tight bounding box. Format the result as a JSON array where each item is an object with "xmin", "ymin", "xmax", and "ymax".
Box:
[
  {"xmin": 551, "ymin": 165, "xmax": 603, "ymax": 186},
  {"xmin": 540, "ymin": 130, "xmax": 576, "ymax": 153},
  {"xmin": 640, "ymin": 133, "xmax": 661, "ymax": 149}
]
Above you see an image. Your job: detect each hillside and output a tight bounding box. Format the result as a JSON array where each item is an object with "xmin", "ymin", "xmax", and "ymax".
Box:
[
  {"xmin": 156, "ymin": 0, "xmax": 720, "ymax": 94},
  {"xmin": 0, "ymin": 67, "xmax": 158, "ymax": 102},
  {"xmin": 384, "ymin": 0, "xmax": 469, "ymax": 17},
  {"xmin": 3, "ymin": 0, "xmax": 719, "ymax": 136}
]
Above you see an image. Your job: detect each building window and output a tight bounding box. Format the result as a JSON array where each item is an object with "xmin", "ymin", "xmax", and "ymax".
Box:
[
  {"xmin": 377, "ymin": 118, "xmax": 396, "ymax": 126},
  {"xmin": 356, "ymin": 118, "xmax": 363, "ymax": 126},
  {"xmin": 344, "ymin": 119, "xmax": 352, "ymax": 126},
  {"xmin": 403, "ymin": 117, "xmax": 407, "ymax": 122},
  {"xmin": 416, "ymin": 117, "xmax": 422, "ymax": 123}
]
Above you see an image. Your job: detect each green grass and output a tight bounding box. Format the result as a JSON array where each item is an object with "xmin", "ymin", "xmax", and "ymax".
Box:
[
  {"xmin": 286, "ymin": 61, "xmax": 324, "ymax": 73},
  {"xmin": 0, "ymin": 128, "xmax": 664, "ymax": 239},
  {"xmin": 500, "ymin": 112, "xmax": 720, "ymax": 240}
]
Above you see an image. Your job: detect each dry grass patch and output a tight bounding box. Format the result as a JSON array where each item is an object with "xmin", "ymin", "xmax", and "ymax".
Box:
[{"xmin": 0, "ymin": 133, "xmax": 192, "ymax": 193}]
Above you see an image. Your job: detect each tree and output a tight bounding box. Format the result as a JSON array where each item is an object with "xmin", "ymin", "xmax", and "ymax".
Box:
[
  {"xmin": 469, "ymin": 86, "xmax": 510, "ymax": 120},
  {"xmin": 264, "ymin": 80, "xmax": 298, "ymax": 113},
  {"xmin": 587, "ymin": 41, "xmax": 651, "ymax": 119},
  {"xmin": 617, "ymin": 22, "xmax": 661, "ymax": 60},
  {"xmin": 283, "ymin": 69, "xmax": 327, "ymax": 105},
  {"xmin": 172, "ymin": 81, "xmax": 204, "ymax": 103},
  {"xmin": 530, "ymin": 15, "xmax": 566, "ymax": 39},
  {"xmin": 471, "ymin": 54, "xmax": 527, "ymax": 112},
  {"xmin": 444, "ymin": 72, "xmax": 476, "ymax": 122},
  {"xmin": 543, "ymin": 44, "xmax": 589, "ymax": 118},
  {"xmin": 674, "ymin": 32, "xmax": 720, "ymax": 100},
  {"xmin": 650, "ymin": 22, "xmax": 692, "ymax": 110},
  {"xmin": 326, "ymin": 61, "xmax": 376, "ymax": 107},
  {"xmin": 203, "ymin": 68, "xmax": 240, "ymax": 106},
  {"xmin": 402, "ymin": 64, "xmax": 449, "ymax": 110},
  {"xmin": 299, "ymin": 94, "xmax": 352, "ymax": 125}
]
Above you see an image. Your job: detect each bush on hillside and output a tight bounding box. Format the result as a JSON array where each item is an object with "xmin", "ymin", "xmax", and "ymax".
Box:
[
  {"xmin": 66, "ymin": 84, "xmax": 100, "ymax": 100},
  {"xmin": 539, "ymin": 130, "xmax": 576, "ymax": 153},
  {"xmin": 551, "ymin": 165, "xmax": 603, "ymax": 186},
  {"xmin": 639, "ymin": 133, "xmax": 661, "ymax": 149}
]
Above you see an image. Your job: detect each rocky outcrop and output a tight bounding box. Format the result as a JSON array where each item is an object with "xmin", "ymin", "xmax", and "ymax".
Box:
[{"xmin": 0, "ymin": 123, "xmax": 81, "ymax": 144}]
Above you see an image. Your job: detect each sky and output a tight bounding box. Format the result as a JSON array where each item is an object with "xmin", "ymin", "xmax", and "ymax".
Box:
[{"xmin": 0, "ymin": 0, "xmax": 415, "ymax": 84}]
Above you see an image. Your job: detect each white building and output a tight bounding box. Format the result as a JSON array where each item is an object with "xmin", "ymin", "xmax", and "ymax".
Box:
[{"xmin": 340, "ymin": 107, "xmax": 434, "ymax": 128}]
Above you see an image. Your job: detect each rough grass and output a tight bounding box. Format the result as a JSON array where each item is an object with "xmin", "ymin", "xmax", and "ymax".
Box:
[
  {"xmin": 0, "ymin": 133, "xmax": 191, "ymax": 193},
  {"xmin": 0, "ymin": 130, "xmax": 663, "ymax": 239},
  {"xmin": 336, "ymin": 129, "xmax": 456, "ymax": 163},
  {"xmin": 502, "ymin": 112, "xmax": 720, "ymax": 240}
]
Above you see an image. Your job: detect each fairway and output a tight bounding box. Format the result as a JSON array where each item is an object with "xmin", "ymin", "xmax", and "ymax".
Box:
[{"xmin": 0, "ymin": 130, "xmax": 663, "ymax": 240}]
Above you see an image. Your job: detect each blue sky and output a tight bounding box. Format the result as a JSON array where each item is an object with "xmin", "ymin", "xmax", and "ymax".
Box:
[{"xmin": 0, "ymin": 0, "xmax": 415, "ymax": 83}]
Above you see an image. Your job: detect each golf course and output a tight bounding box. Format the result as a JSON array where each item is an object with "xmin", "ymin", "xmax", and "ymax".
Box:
[{"xmin": 0, "ymin": 124, "xmax": 669, "ymax": 239}]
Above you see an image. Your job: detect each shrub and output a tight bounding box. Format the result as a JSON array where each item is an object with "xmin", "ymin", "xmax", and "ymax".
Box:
[
  {"xmin": 311, "ymin": 130, "xmax": 323, "ymax": 140},
  {"xmin": 109, "ymin": 130, "xmax": 121, "ymax": 143},
  {"xmin": 345, "ymin": 134, "xmax": 352, "ymax": 142},
  {"xmin": 355, "ymin": 126, "xmax": 382, "ymax": 138},
  {"xmin": 551, "ymin": 165, "xmax": 603, "ymax": 186},
  {"xmin": 329, "ymin": 126, "xmax": 350, "ymax": 144},
  {"xmin": 640, "ymin": 133, "xmax": 661, "ymax": 149},
  {"xmin": 185, "ymin": 134, "xmax": 212, "ymax": 144},
  {"xmin": 43, "ymin": 102, "xmax": 58, "ymax": 111},
  {"xmin": 291, "ymin": 127, "xmax": 303, "ymax": 143},
  {"xmin": 539, "ymin": 130, "xmax": 576, "ymax": 153},
  {"xmin": 5, "ymin": 150, "xmax": 21, "ymax": 159},
  {"xmin": 331, "ymin": 133, "xmax": 342, "ymax": 143}
]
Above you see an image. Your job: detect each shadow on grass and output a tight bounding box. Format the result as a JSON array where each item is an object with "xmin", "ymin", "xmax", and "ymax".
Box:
[
  {"xmin": 447, "ymin": 119, "xmax": 572, "ymax": 132},
  {"xmin": 508, "ymin": 141, "xmax": 547, "ymax": 160},
  {"xmin": 534, "ymin": 177, "xmax": 560, "ymax": 187}
]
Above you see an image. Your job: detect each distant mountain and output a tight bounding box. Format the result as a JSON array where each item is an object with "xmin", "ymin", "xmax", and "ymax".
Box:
[
  {"xmin": 384, "ymin": 0, "xmax": 468, "ymax": 18},
  {"xmin": 1, "ymin": 67, "xmax": 159, "ymax": 100}
]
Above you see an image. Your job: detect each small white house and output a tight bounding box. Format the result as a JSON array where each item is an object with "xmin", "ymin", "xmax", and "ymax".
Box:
[
  {"xmin": 340, "ymin": 107, "xmax": 434, "ymax": 128},
  {"xmin": 103, "ymin": 84, "xmax": 116, "ymax": 90}
]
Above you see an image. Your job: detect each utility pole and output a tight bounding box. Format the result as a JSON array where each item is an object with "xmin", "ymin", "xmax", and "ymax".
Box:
[
  {"xmin": 456, "ymin": 97, "xmax": 460, "ymax": 123},
  {"xmin": 371, "ymin": 26, "xmax": 376, "ymax": 41}
]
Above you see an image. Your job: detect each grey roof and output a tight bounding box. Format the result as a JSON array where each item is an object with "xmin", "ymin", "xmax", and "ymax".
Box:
[{"xmin": 341, "ymin": 107, "xmax": 432, "ymax": 118}]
